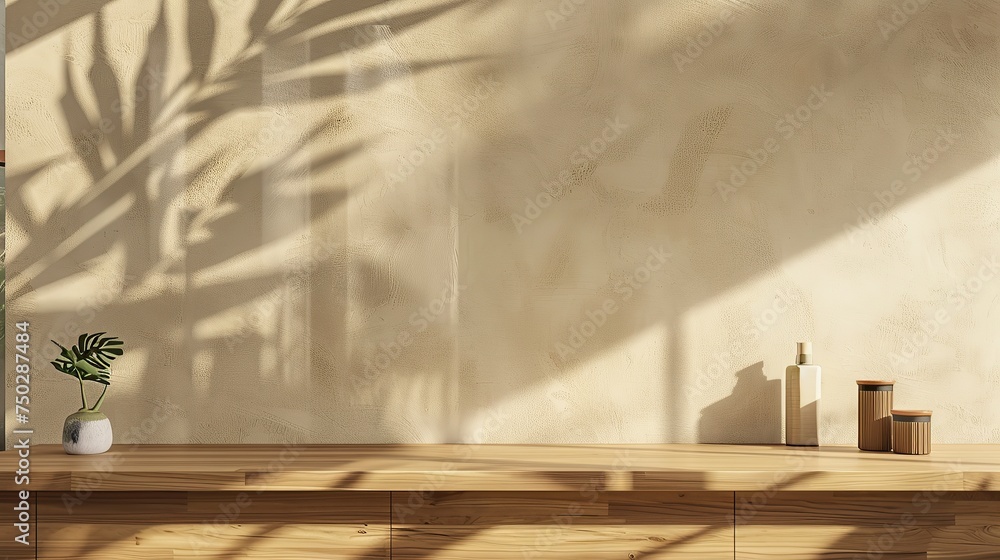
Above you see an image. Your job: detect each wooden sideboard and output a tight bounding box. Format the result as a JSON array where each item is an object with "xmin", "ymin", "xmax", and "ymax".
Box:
[{"xmin": 1, "ymin": 444, "xmax": 998, "ymax": 558}]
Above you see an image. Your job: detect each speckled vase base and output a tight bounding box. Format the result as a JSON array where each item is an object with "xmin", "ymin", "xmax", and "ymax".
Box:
[{"xmin": 63, "ymin": 411, "xmax": 113, "ymax": 455}]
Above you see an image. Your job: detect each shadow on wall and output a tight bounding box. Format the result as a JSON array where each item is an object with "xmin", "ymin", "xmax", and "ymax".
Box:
[
  {"xmin": 697, "ymin": 362, "xmax": 781, "ymax": 444},
  {"xmin": 6, "ymin": 0, "xmax": 1000, "ymax": 445},
  {"xmin": 8, "ymin": 0, "xmax": 487, "ymax": 444}
]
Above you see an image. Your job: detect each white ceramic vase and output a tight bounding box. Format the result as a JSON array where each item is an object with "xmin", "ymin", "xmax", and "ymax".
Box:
[{"xmin": 63, "ymin": 411, "xmax": 113, "ymax": 455}]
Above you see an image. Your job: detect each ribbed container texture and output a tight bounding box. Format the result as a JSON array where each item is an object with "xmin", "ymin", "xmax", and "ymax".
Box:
[
  {"xmin": 892, "ymin": 413, "xmax": 932, "ymax": 455},
  {"xmin": 857, "ymin": 382, "xmax": 893, "ymax": 452}
]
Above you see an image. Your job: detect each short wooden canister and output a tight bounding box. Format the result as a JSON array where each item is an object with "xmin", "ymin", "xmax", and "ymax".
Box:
[
  {"xmin": 857, "ymin": 380, "xmax": 894, "ymax": 451},
  {"xmin": 892, "ymin": 410, "xmax": 932, "ymax": 455}
]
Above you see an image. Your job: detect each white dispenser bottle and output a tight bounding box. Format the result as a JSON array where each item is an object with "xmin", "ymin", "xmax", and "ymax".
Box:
[{"xmin": 786, "ymin": 342, "xmax": 821, "ymax": 446}]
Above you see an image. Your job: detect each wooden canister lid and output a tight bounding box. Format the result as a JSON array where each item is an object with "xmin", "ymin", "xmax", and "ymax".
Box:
[
  {"xmin": 857, "ymin": 380, "xmax": 895, "ymax": 391},
  {"xmin": 892, "ymin": 410, "xmax": 932, "ymax": 421}
]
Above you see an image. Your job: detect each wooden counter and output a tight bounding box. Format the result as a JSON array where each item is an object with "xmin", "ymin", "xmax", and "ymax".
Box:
[
  {"xmin": 2, "ymin": 444, "xmax": 998, "ymax": 558},
  {"xmin": 3, "ymin": 443, "xmax": 998, "ymax": 492}
]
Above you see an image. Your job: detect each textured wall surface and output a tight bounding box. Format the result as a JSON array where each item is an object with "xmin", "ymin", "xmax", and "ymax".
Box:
[{"xmin": 5, "ymin": 0, "xmax": 1000, "ymax": 445}]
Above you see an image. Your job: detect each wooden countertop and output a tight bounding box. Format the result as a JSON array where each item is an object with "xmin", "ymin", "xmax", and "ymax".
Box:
[{"xmin": 2, "ymin": 444, "xmax": 998, "ymax": 492}]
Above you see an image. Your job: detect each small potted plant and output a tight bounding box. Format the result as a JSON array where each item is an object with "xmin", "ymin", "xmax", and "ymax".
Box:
[{"xmin": 50, "ymin": 333, "xmax": 124, "ymax": 455}]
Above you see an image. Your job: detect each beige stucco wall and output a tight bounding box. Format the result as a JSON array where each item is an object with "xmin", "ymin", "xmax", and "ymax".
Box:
[{"xmin": 6, "ymin": 0, "xmax": 1000, "ymax": 446}]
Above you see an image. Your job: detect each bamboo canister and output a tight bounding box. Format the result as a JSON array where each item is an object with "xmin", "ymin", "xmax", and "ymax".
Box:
[
  {"xmin": 892, "ymin": 410, "xmax": 932, "ymax": 455},
  {"xmin": 857, "ymin": 380, "xmax": 894, "ymax": 451}
]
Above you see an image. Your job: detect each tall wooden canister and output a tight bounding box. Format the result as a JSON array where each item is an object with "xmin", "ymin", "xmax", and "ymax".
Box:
[{"xmin": 857, "ymin": 380, "xmax": 894, "ymax": 451}]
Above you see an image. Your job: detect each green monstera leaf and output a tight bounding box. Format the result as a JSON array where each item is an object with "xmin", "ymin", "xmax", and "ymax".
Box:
[{"xmin": 50, "ymin": 333, "xmax": 124, "ymax": 386}]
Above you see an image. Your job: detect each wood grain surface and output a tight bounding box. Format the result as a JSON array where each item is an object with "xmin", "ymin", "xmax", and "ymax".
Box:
[
  {"xmin": 35, "ymin": 491, "xmax": 389, "ymax": 559},
  {"xmin": 0, "ymin": 486, "xmax": 996, "ymax": 558},
  {"xmin": 735, "ymin": 491, "xmax": 1000, "ymax": 559},
  {"xmin": 392, "ymin": 491, "xmax": 734, "ymax": 559},
  {"xmin": 1, "ymin": 444, "xmax": 997, "ymax": 492}
]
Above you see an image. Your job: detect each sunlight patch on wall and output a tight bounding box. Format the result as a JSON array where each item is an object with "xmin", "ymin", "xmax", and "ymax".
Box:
[
  {"xmin": 261, "ymin": 35, "xmax": 312, "ymax": 392},
  {"xmin": 109, "ymin": 347, "xmax": 149, "ymax": 399},
  {"xmin": 504, "ymin": 323, "xmax": 669, "ymax": 443},
  {"xmin": 381, "ymin": 370, "xmax": 450, "ymax": 443},
  {"xmin": 27, "ymin": 242, "xmax": 125, "ymax": 312},
  {"xmin": 192, "ymin": 349, "xmax": 213, "ymax": 399}
]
